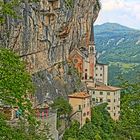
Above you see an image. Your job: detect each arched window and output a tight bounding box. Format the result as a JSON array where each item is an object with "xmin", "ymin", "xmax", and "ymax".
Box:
[{"xmin": 90, "ymin": 46, "xmax": 94, "ymax": 53}]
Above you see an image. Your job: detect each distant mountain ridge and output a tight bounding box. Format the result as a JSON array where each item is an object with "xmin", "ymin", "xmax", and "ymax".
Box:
[
  {"xmin": 95, "ymin": 22, "xmax": 138, "ymax": 32},
  {"xmin": 94, "ymin": 22, "xmax": 140, "ymax": 63},
  {"xmin": 94, "ymin": 23, "xmax": 140, "ymax": 85}
]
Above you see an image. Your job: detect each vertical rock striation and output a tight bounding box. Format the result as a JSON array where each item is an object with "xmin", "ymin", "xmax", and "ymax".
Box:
[{"xmin": 0, "ymin": 0, "xmax": 100, "ymax": 101}]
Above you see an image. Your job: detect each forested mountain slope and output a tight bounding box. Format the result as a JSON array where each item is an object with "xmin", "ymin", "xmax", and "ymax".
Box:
[{"xmin": 95, "ymin": 23, "xmax": 140, "ymax": 85}]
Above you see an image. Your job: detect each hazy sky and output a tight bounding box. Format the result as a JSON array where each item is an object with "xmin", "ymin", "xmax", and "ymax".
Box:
[{"xmin": 95, "ymin": 0, "xmax": 140, "ymax": 29}]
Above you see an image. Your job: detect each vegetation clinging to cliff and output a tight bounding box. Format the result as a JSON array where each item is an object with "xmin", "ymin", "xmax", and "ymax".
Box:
[{"xmin": 65, "ymin": 0, "xmax": 74, "ymax": 9}]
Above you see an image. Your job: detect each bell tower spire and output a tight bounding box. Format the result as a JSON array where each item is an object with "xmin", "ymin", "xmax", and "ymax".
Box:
[
  {"xmin": 87, "ymin": 20, "xmax": 96, "ymax": 81},
  {"xmin": 89, "ymin": 20, "xmax": 95, "ymax": 45},
  {"xmin": 88, "ymin": 20, "xmax": 95, "ymax": 54}
]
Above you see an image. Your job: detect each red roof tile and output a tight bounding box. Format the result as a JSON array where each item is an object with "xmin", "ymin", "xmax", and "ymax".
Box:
[
  {"xmin": 94, "ymin": 85, "xmax": 121, "ymax": 91},
  {"xmin": 68, "ymin": 92, "xmax": 90, "ymax": 98}
]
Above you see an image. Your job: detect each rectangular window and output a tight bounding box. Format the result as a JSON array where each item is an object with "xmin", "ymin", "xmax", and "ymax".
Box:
[
  {"xmin": 83, "ymin": 104, "xmax": 85, "ymax": 108},
  {"xmin": 107, "ymin": 92, "xmax": 110, "ymax": 95},
  {"xmin": 100, "ymin": 98, "xmax": 103, "ymax": 102},
  {"xmin": 89, "ymin": 76, "xmax": 93, "ymax": 79},
  {"xmin": 107, "ymin": 107, "xmax": 110, "ymax": 110},
  {"xmin": 100, "ymin": 67, "xmax": 102, "ymax": 70},
  {"xmin": 107, "ymin": 99, "xmax": 111, "ymax": 102},
  {"xmin": 96, "ymin": 98, "xmax": 98, "ymax": 102},
  {"xmin": 85, "ymin": 73, "xmax": 87, "ymax": 79},
  {"xmin": 93, "ymin": 91, "xmax": 95, "ymax": 94},
  {"xmin": 114, "ymin": 113, "xmax": 116, "ymax": 116},
  {"xmin": 100, "ymin": 92, "xmax": 103, "ymax": 95},
  {"xmin": 114, "ymin": 99, "xmax": 116, "ymax": 102},
  {"xmin": 87, "ymin": 111, "xmax": 89, "ymax": 115},
  {"xmin": 83, "ymin": 112, "xmax": 86, "ymax": 117},
  {"xmin": 79, "ymin": 105, "xmax": 81, "ymax": 110},
  {"xmin": 92, "ymin": 98, "xmax": 95, "ymax": 101},
  {"xmin": 100, "ymin": 74, "xmax": 102, "ymax": 76}
]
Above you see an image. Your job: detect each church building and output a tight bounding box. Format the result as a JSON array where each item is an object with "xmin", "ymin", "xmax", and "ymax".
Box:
[{"xmin": 69, "ymin": 22, "xmax": 121, "ymax": 121}]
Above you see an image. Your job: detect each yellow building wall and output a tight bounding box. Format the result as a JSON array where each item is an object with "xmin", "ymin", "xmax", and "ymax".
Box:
[
  {"xmin": 69, "ymin": 97, "xmax": 91, "ymax": 126},
  {"xmin": 89, "ymin": 89, "xmax": 120, "ymax": 121}
]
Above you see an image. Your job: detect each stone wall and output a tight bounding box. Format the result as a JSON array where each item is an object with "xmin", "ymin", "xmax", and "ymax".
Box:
[{"xmin": 38, "ymin": 111, "xmax": 58, "ymax": 140}]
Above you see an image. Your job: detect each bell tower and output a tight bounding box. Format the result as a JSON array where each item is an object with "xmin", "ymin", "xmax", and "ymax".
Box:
[{"xmin": 88, "ymin": 21, "xmax": 96, "ymax": 80}]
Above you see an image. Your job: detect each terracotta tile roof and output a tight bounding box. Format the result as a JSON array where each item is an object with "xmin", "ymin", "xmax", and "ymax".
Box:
[
  {"xmin": 68, "ymin": 92, "xmax": 90, "ymax": 98},
  {"xmin": 94, "ymin": 85, "xmax": 121, "ymax": 91}
]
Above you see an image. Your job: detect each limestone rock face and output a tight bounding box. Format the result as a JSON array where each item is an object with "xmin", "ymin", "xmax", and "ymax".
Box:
[{"xmin": 0, "ymin": 0, "xmax": 100, "ymax": 101}]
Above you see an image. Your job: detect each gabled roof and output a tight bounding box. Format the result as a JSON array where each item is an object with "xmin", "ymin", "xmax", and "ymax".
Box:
[
  {"xmin": 68, "ymin": 92, "xmax": 91, "ymax": 99},
  {"xmin": 94, "ymin": 85, "xmax": 121, "ymax": 91},
  {"xmin": 69, "ymin": 48, "xmax": 88, "ymax": 59}
]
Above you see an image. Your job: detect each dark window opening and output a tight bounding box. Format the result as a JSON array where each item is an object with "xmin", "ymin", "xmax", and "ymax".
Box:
[
  {"xmin": 96, "ymin": 98, "xmax": 98, "ymax": 102},
  {"xmin": 100, "ymin": 98, "xmax": 103, "ymax": 102},
  {"xmin": 107, "ymin": 92, "xmax": 110, "ymax": 95},
  {"xmin": 107, "ymin": 107, "xmax": 110, "ymax": 110},
  {"xmin": 107, "ymin": 99, "xmax": 111, "ymax": 102},
  {"xmin": 85, "ymin": 73, "xmax": 87, "ymax": 80},
  {"xmin": 89, "ymin": 76, "xmax": 93, "ymax": 79},
  {"xmin": 100, "ymin": 92, "xmax": 103, "ymax": 95},
  {"xmin": 79, "ymin": 105, "xmax": 81, "ymax": 110},
  {"xmin": 83, "ymin": 112, "xmax": 86, "ymax": 117}
]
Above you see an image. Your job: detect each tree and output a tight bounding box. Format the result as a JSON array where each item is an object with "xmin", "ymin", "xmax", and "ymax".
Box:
[
  {"xmin": 0, "ymin": 48, "xmax": 51, "ymax": 139},
  {"xmin": 63, "ymin": 103, "xmax": 116, "ymax": 140},
  {"xmin": 118, "ymin": 80, "xmax": 140, "ymax": 139},
  {"xmin": 0, "ymin": 0, "xmax": 38, "ymax": 23},
  {"xmin": 0, "ymin": 48, "xmax": 33, "ymax": 116},
  {"xmin": 51, "ymin": 97, "xmax": 72, "ymax": 117},
  {"xmin": 0, "ymin": 0, "xmax": 21, "ymax": 23},
  {"xmin": 63, "ymin": 120, "xmax": 80, "ymax": 140}
]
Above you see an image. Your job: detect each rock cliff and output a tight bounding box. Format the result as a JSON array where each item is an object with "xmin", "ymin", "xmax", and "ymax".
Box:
[{"xmin": 0, "ymin": 0, "xmax": 100, "ymax": 102}]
